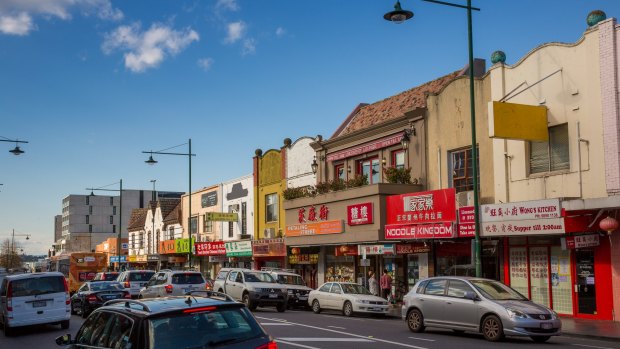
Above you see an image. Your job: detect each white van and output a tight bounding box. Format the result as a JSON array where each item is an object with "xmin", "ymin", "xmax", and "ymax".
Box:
[{"xmin": 0, "ymin": 272, "xmax": 71, "ymax": 336}]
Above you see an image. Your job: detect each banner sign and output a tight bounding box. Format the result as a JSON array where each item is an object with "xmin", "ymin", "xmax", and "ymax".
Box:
[
  {"xmin": 386, "ymin": 188, "xmax": 456, "ymax": 225},
  {"xmin": 201, "ymin": 191, "xmax": 218, "ymax": 208},
  {"xmin": 286, "ymin": 220, "xmax": 343, "ymax": 237},
  {"xmin": 109, "ymin": 256, "xmax": 127, "ymax": 263},
  {"xmin": 288, "ymin": 254, "xmax": 319, "ymax": 265},
  {"xmin": 385, "ymin": 222, "xmax": 455, "ymax": 240},
  {"xmin": 358, "ymin": 244, "xmax": 394, "ymax": 255},
  {"xmin": 175, "ymin": 238, "xmax": 195, "ymax": 254},
  {"xmin": 458, "ymin": 206, "xmax": 476, "ymax": 237},
  {"xmin": 481, "ymin": 218, "xmax": 565, "ymax": 236},
  {"xmin": 195, "ymin": 241, "xmax": 226, "ymax": 256},
  {"xmin": 225, "ymin": 241, "xmax": 252, "ymax": 257},
  {"xmin": 159, "ymin": 240, "xmax": 176, "ymax": 254},
  {"xmin": 481, "ymin": 199, "xmax": 561, "ymax": 222},
  {"xmin": 565, "ymin": 234, "xmax": 600, "ymax": 249},
  {"xmin": 396, "ymin": 243, "xmax": 431, "ymax": 254},
  {"xmin": 347, "ymin": 203, "xmax": 373, "ymax": 226},
  {"xmin": 205, "ymin": 212, "xmax": 238, "ymax": 222},
  {"xmin": 326, "ymin": 133, "xmax": 403, "ymax": 162},
  {"xmin": 252, "ymin": 238, "xmax": 286, "ymax": 257}
]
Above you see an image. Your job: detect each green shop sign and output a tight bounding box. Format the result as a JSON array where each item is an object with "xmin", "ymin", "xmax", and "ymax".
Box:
[
  {"xmin": 175, "ymin": 238, "xmax": 195, "ymax": 254},
  {"xmin": 225, "ymin": 241, "xmax": 252, "ymax": 257}
]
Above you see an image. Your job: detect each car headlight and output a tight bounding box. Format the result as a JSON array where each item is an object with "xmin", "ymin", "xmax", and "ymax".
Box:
[
  {"xmin": 288, "ymin": 290, "xmax": 294, "ymax": 295},
  {"xmin": 506, "ymin": 308, "xmax": 528, "ymax": 319},
  {"xmin": 355, "ymin": 299, "xmax": 370, "ymax": 304}
]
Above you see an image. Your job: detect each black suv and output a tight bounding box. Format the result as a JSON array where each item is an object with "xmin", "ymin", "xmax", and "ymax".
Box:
[{"xmin": 55, "ymin": 291, "xmax": 278, "ymax": 349}]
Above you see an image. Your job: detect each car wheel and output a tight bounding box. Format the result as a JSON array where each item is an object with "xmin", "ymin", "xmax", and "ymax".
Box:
[
  {"xmin": 312, "ymin": 300, "xmax": 321, "ymax": 314},
  {"xmin": 531, "ymin": 336, "xmax": 551, "ymax": 343},
  {"xmin": 61, "ymin": 320, "xmax": 70, "ymax": 330},
  {"xmin": 482, "ymin": 315, "xmax": 504, "ymax": 342},
  {"xmin": 276, "ymin": 302, "xmax": 286, "ymax": 313},
  {"xmin": 242, "ymin": 293, "xmax": 256, "ymax": 311},
  {"xmin": 81, "ymin": 304, "xmax": 89, "ymax": 319},
  {"xmin": 343, "ymin": 301, "xmax": 354, "ymax": 317},
  {"xmin": 407, "ymin": 309, "xmax": 425, "ymax": 333}
]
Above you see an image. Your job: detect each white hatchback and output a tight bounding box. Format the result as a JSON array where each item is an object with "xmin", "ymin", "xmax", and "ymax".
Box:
[
  {"xmin": 139, "ymin": 270, "xmax": 207, "ymax": 298},
  {"xmin": 0, "ymin": 272, "xmax": 71, "ymax": 336}
]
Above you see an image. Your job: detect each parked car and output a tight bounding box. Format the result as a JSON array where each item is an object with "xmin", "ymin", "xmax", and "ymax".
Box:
[
  {"xmin": 308, "ymin": 282, "xmax": 389, "ymax": 317},
  {"xmin": 0, "ymin": 272, "xmax": 71, "ymax": 336},
  {"xmin": 70, "ymin": 281, "xmax": 130, "ymax": 318},
  {"xmin": 55, "ymin": 293, "xmax": 278, "ymax": 349},
  {"xmin": 139, "ymin": 270, "xmax": 207, "ymax": 298},
  {"xmin": 116, "ymin": 270, "xmax": 155, "ymax": 298},
  {"xmin": 263, "ymin": 268, "xmax": 312, "ymax": 309},
  {"xmin": 402, "ymin": 276, "xmax": 562, "ymax": 342},
  {"xmin": 92, "ymin": 272, "xmax": 119, "ymax": 281},
  {"xmin": 213, "ymin": 268, "xmax": 288, "ymax": 312}
]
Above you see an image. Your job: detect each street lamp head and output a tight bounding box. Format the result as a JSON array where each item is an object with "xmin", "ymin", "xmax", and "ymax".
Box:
[
  {"xmin": 401, "ymin": 132, "xmax": 410, "ymax": 150},
  {"xmin": 384, "ymin": 1, "xmax": 414, "ymax": 24},
  {"xmin": 9, "ymin": 145, "xmax": 24, "ymax": 156},
  {"xmin": 311, "ymin": 156, "xmax": 318, "ymax": 174},
  {"xmin": 90, "ymin": 190, "xmax": 95, "ymax": 196},
  {"xmin": 145, "ymin": 154, "xmax": 158, "ymax": 165}
]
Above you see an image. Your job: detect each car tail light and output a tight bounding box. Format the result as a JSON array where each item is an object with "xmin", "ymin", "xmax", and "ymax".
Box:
[
  {"xmin": 164, "ymin": 284, "xmax": 173, "ymax": 294},
  {"xmin": 124, "ymin": 292, "xmax": 131, "ymax": 299},
  {"xmin": 6, "ymin": 282, "xmax": 12, "ymax": 311},
  {"xmin": 124, "ymin": 281, "xmax": 131, "ymax": 288},
  {"xmin": 205, "ymin": 283, "xmax": 212, "ymax": 291},
  {"xmin": 87, "ymin": 295, "xmax": 98, "ymax": 303},
  {"xmin": 255, "ymin": 341, "xmax": 278, "ymax": 349},
  {"xmin": 63, "ymin": 277, "xmax": 70, "ymax": 305}
]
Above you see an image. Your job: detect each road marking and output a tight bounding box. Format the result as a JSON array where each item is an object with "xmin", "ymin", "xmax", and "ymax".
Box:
[
  {"xmin": 328, "ymin": 326, "xmax": 346, "ymax": 329},
  {"xmin": 257, "ymin": 316, "xmax": 428, "ymax": 349},
  {"xmin": 276, "ymin": 339, "xmax": 321, "ymax": 349},
  {"xmin": 262, "ymin": 322, "xmax": 293, "ymax": 326},
  {"xmin": 408, "ymin": 337, "xmax": 436, "ymax": 342},
  {"xmin": 573, "ymin": 344, "xmax": 617, "ymax": 349},
  {"xmin": 279, "ymin": 338, "xmax": 373, "ymax": 342}
]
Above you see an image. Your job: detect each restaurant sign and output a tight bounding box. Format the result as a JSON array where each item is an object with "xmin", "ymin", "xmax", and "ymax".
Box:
[
  {"xmin": 565, "ymin": 234, "xmax": 600, "ymax": 249},
  {"xmin": 385, "ymin": 222, "xmax": 455, "ymax": 239},
  {"xmin": 482, "ymin": 218, "xmax": 565, "ymax": 236},
  {"xmin": 396, "ymin": 243, "xmax": 431, "ymax": 254},
  {"xmin": 252, "ymin": 238, "xmax": 286, "ymax": 257},
  {"xmin": 175, "ymin": 238, "xmax": 195, "ymax": 254},
  {"xmin": 458, "ymin": 206, "xmax": 476, "ymax": 237},
  {"xmin": 225, "ymin": 240, "xmax": 252, "ymax": 257},
  {"xmin": 286, "ymin": 220, "xmax": 343, "ymax": 237},
  {"xmin": 205, "ymin": 212, "xmax": 238, "ymax": 222},
  {"xmin": 195, "ymin": 241, "xmax": 226, "ymax": 256},
  {"xmin": 347, "ymin": 203, "xmax": 373, "ymax": 226},
  {"xmin": 358, "ymin": 244, "xmax": 394, "ymax": 255},
  {"xmin": 481, "ymin": 199, "xmax": 564, "ymax": 237},
  {"xmin": 159, "ymin": 240, "xmax": 176, "ymax": 254},
  {"xmin": 386, "ymin": 188, "xmax": 456, "ymax": 225}
]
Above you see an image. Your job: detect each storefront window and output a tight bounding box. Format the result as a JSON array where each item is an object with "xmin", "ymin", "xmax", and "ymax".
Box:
[
  {"xmin": 529, "ymin": 246, "xmax": 550, "ymax": 307},
  {"xmin": 436, "ymin": 241, "xmax": 472, "ymax": 276},
  {"xmin": 509, "ymin": 246, "xmax": 529, "ymax": 298},
  {"xmin": 325, "ymin": 247, "xmax": 355, "ymax": 282},
  {"xmin": 550, "ymin": 246, "xmax": 573, "ymax": 315}
]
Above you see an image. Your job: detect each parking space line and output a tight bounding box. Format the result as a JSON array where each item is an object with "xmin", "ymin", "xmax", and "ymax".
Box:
[
  {"xmin": 276, "ymin": 339, "xmax": 321, "ymax": 349},
  {"xmin": 573, "ymin": 344, "xmax": 617, "ymax": 349},
  {"xmin": 328, "ymin": 326, "xmax": 346, "ymax": 329},
  {"xmin": 408, "ymin": 337, "xmax": 436, "ymax": 342},
  {"xmin": 262, "ymin": 322, "xmax": 294, "ymax": 325},
  {"xmin": 279, "ymin": 338, "xmax": 373, "ymax": 342}
]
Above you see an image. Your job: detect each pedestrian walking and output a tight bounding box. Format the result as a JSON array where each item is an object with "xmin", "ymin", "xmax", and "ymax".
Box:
[
  {"xmin": 368, "ymin": 271, "xmax": 378, "ymax": 296},
  {"xmin": 380, "ymin": 269, "xmax": 392, "ymax": 299}
]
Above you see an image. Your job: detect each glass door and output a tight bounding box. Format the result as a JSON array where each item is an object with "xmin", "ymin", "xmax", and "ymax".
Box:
[{"xmin": 575, "ymin": 249, "xmax": 596, "ymax": 314}]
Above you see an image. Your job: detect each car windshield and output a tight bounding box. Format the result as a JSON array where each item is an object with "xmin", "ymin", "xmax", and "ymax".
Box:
[
  {"xmin": 243, "ymin": 272, "xmax": 274, "ymax": 283},
  {"xmin": 277, "ymin": 275, "xmax": 304, "ymax": 286},
  {"xmin": 171, "ymin": 273, "xmax": 204, "ymax": 285},
  {"xmin": 341, "ymin": 283, "xmax": 371, "ymax": 295},
  {"xmin": 148, "ymin": 307, "xmax": 264, "ymax": 349},
  {"xmin": 102, "ymin": 273, "xmax": 119, "ymax": 280},
  {"xmin": 470, "ymin": 279, "xmax": 528, "ymax": 301},
  {"xmin": 91, "ymin": 282, "xmax": 124, "ymax": 291},
  {"xmin": 129, "ymin": 272, "xmax": 155, "ymax": 281}
]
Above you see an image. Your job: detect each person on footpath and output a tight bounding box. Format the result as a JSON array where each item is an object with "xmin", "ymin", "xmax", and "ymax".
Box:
[
  {"xmin": 380, "ymin": 269, "xmax": 392, "ymax": 299},
  {"xmin": 368, "ymin": 271, "xmax": 378, "ymax": 296}
]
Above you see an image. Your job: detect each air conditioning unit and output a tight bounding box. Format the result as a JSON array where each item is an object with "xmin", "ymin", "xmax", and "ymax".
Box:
[
  {"xmin": 264, "ymin": 228, "xmax": 275, "ymax": 239},
  {"xmin": 456, "ymin": 190, "xmax": 474, "ymax": 207}
]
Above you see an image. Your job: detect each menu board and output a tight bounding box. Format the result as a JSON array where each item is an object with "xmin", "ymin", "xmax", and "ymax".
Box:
[
  {"xmin": 529, "ymin": 247, "xmax": 550, "ymax": 307},
  {"xmin": 509, "ymin": 247, "xmax": 529, "ymax": 297}
]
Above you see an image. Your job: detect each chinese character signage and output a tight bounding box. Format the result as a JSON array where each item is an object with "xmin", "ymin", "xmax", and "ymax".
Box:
[
  {"xmin": 205, "ymin": 212, "xmax": 238, "ymax": 222},
  {"xmin": 201, "ymin": 191, "xmax": 218, "ymax": 208},
  {"xmin": 565, "ymin": 234, "xmax": 600, "ymax": 249},
  {"xmin": 481, "ymin": 219, "xmax": 565, "ymax": 236},
  {"xmin": 288, "ymin": 254, "xmax": 319, "ymax": 265},
  {"xmin": 385, "ymin": 222, "xmax": 454, "ymax": 239},
  {"xmin": 252, "ymin": 238, "xmax": 286, "ymax": 257},
  {"xmin": 347, "ymin": 203, "xmax": 373, "ymax": 226},
  {"xmin": 195, "ymin": 241, "xmax": 226, "ymax": 256},
  {"xmin": 225, "ymin": 241, "xmax": 252, "ymax": 257},
  {"xmin": 481, "ymin": 199, "xmax": 561, "ymax": 222},
  {"xmin": 159, "ymin": 240, "xmax": 176, "ymax": 254},
  {"xmin": 357, "ymin": 244, "xmax": 394, "ymax": 255},
  {"xmin": 298, "ymin": 205, "xmax": 330, "ymax": 223},
  {"xmin": 286, "ymin": 220, "xmax": 343, "ymax": 237},
  {"xmin": 458, "ymin": 206, "xmax": 476, "ymax": 237},
  {"xmin": 386, "ymin": 189, "xmax": 456, "ymax": 225},
  {"xmin": 175, "ymin": 238, "xmax": 195, "ymax": 254},
  {"xmin": 109, "ymin": 256, "xmax": 127, "ymax": 263}
]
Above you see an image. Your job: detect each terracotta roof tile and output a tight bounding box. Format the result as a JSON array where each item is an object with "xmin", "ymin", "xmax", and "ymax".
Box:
[
  {"xmin": 158, "ymin": 198, "xmax": 180, "ymax": 219},
  {"xmin": 163, "ymin": 201, "xmax": 182, "ymax": 227},
  {"xmin": 127, "ymin": 208, "xmax": 148, "ymax": 232},
  {"xmin": 334, "ymin": 70, "xmax": 462, "ymax": 138}
]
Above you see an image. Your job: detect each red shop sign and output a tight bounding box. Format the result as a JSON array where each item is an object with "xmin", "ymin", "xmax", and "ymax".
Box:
[
  {"xmin": 565, "ymin": 234, "xmax": 600, "ymax": 249},
  {"xmin": 385, "ymin": 222, "xmax": 455, "ymax": 240},
  {"xmin": 195, "ymin": 241, "xmax": 226, "ymax": 256},
  {"xmin": 334, "ymin": 245, "xmax": 358, "ymax": 256},
  {"xmin": 458, "ymin": 206, "xmax": 476, "ymax": 237},
  {"xmin": 396, "ymin": 243, "xmax": 431, "ymax": 254},
  {"xmin": 386, "ymin": 188, "xmax": 456, "ymax": 225},
  {"xmin": 347, "ymin": 203, "xmax": 373, "ymax": 226}
]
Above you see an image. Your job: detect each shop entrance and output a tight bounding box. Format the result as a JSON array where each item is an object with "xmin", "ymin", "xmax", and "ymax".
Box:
[{"xmin": 575, "ymin": 249, "xmax": 596, "ymax": 315}]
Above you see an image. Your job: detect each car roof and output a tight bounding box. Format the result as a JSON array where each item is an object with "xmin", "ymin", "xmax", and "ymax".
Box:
[
  {"xmin": 125, "ymin": 270, "xmax": 155, "ymax": 273},
  {"xmin": 5, "ymin": 272, "xmax": 64, "ymax": 280},
  {"xmin": 104, "ymin": 295, "xmax": 241, "ymax": 316}
]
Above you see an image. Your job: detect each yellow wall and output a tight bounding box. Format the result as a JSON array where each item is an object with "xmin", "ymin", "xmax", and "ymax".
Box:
[{"xmin": 255, "ymin": 150, "xmax": 286, "ymax": 239}]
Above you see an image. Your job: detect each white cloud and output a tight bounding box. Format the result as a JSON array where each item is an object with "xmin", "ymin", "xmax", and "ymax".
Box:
[
  {"xmin": 215, "ymin": 0, "xmax": 239, "ymax": 12},
  {"xmin": 102, "ymin": 23, "xmax": 199, "ymax": 73},
  {"xmin": 0, "ymin": 0, "xmax": 122, "ymax": 36},
  {"xmin": 197, "ymin": 58, "xmax": 214, "ymax": 71},
  {"xmin": 0, "ymin": 12, "xmax": 34, "ymax": 36},
  {"xmin": 242, "ymin": 38, "xmax": 256, "ymax": 56},
  {"xmin": 275, "ymin": 27, "xmax": 286, "ymax": 37},
  {"xmin": 224, "ymin": 21, "xmax": 245, "ymax": 44}
]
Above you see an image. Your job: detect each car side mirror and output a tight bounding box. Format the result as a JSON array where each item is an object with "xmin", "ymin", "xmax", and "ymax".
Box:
[
  {"xmin": 464, "ymin": 291, "xmax": 478, "ymax": 301},
  {"xmin": 56, "ymin": 334, "xmax": 73, "ymax": 346}
]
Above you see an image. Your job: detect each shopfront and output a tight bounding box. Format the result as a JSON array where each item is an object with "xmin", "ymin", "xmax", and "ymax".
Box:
[
  {"xmin": 158, "ymin": 239, "xmax": 188, "ymax": 270},
  {"xmin": 252, "ymin": 238, "xmax": 286, "ymax": 269},
  {"xmin": 224, "ymin": 240, "xmax": 252, "ymax": 269},
  {"xmin": 195, "ymin": 241, "xmax": 226, "ymax": 280},
  {"xmin": 288, "ymin": 247, "xmax": 320, "ymax": 289}
]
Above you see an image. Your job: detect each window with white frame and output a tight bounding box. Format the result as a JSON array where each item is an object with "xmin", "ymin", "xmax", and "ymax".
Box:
[
  {"xmin": 529, "ymin": 124, "xmax": 569, "ymax": 174},
  {"xmin": 266, "ymin": 193, "xmax": 278, "ymax": 222},
  {"xmin": 392, "ymin": 150, "xmax": 406, "ymax": 169}
]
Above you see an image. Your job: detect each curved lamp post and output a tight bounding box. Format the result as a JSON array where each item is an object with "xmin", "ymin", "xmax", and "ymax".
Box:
[
  {"xmin": 142, "ymin": 139, "xmax": 196, "ymax": 269},
  {"xmin": 86, "ymin": 180, "xmax": 123, "ymax": 271},
  {"xmin": 385, "ymin": 0, "xmax": 483, "ymax": 277}
]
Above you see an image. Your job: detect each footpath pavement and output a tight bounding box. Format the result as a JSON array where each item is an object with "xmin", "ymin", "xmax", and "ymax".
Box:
[{"xmin": 387, "ymin": 305, "xmax": 620, "ymax": 341}]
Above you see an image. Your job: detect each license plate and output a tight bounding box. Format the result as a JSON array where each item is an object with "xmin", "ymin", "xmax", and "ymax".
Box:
[
  {"xmin": 299, "ymin": 296, "xmax": 308, "ymax": 301},
  {"xmin": 269, "ymin": 294, "xmax": 278, "ymax": 298},
  {"xmin": 33, "ymin": 301, "xmax": 46, "ymax": 308},
  {"xmin": 541, "ymin": 322, "xmax": 553, "ymax": 329}
]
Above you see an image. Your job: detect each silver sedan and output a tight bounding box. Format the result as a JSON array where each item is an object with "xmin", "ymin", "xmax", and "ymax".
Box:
[
  {"xmin": 402, "ymin": 276, "xmax": 561, "ymax": 342},
  {"xmin": 309, "ymin": 282, "xmax": 389, "ymax": 317}
]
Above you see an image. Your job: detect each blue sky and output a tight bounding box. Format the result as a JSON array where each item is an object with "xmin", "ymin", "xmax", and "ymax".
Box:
[{"xmin": 1, "ymin": 0, "xmax": 619, "ymax": 254}]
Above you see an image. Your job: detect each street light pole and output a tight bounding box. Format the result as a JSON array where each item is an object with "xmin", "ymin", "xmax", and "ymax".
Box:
[
  {"xmin": 86, "ymin": 180, "xmax": 123, "ymax": 271},
  {"xmin": 385, "ymin": 0, "xmax": 482, "ymax": 277},
  {"xmin": 151, "ymin": 179, "xmax": 156, "ymax": 255},
  {"xmin": 143, "ymin": 139, "xmax": 195, "ymax": 269}
]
